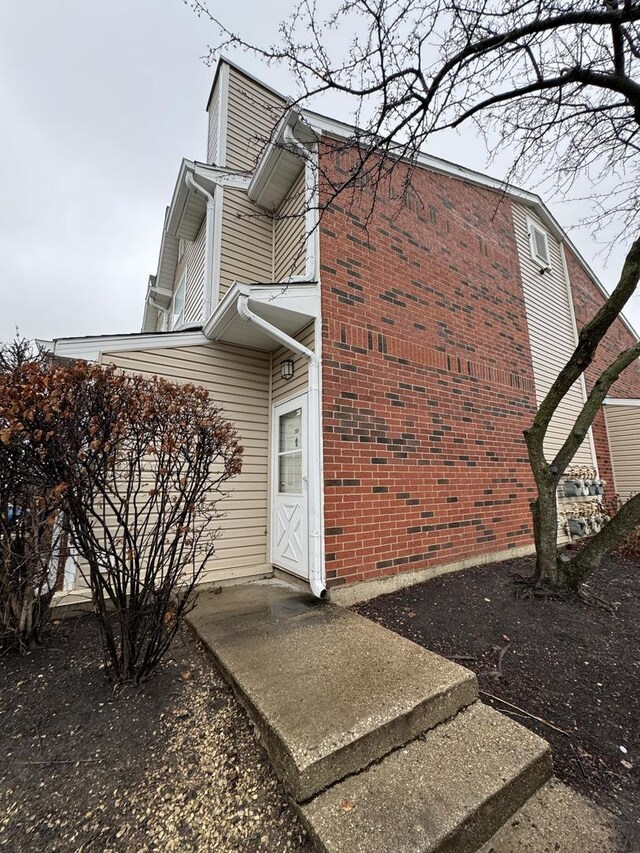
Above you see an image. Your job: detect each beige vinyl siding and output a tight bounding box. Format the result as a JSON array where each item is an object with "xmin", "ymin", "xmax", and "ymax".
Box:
[
  {"xmin": 225, "ymin": 67, "xmax": 285, "ymax": 171},
  {"xmin": 604, "ymin": 405, "xmax": 640, "ymax": 500},
  {"xmin": 184, "ymin": 218, "xmax": 206, "ymax": 323},
  {"xmin": 513, "ymin": 205, "xmax": 594, "ymax": 468},
  {"xmin": 274, "ymin": 168, "xmax": 306, "ymax": 281},
  {"xmin": 513, "ymin": 204, "xmax": 597, "ymax": 541},
  {"xmin": 272, "ymin": 324, "xmax": 314, "ymax": 404},
  {"xmin": 219, "ymin": 188, "xmax": 273, "ymax": 297},
  {"xmin": 207, "ymin": 82, "xmax": 221, "ymax": 165},
  {"xmin": 99, "ymin": 343, "xmax": 271, "ymax": 584}
]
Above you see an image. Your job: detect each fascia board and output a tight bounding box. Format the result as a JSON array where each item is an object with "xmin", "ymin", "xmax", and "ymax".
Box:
[
  {"xmin": 203, "ymin": 281, "xmax": 251, "ymax": 340},
  {"xmin": 52, "ymin": 330, "xmax": 208, "ymax": 362},
  {"xmin": 166, "ymin": 159, "xmax": 196, "ymax": 237},
  {"xmin": 603, "ymin": 397, "xmax": 640, "ymax": 406},
  {"xmin": 193, "ymin": 162, "xmax": 251, "ymax": 190},
  {"xmin": 247, "ymin": 111, "xmax": 306, "ymax": 206}
]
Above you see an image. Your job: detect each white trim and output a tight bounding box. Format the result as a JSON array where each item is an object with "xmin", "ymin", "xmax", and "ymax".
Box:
[
  {"xmin": 603, "ymin": 397, "xmax": 640, "ymax": 406},
  {"xmin": 203, "ymin": 280, "xmax": 318, "ymax": 347},
  {"xmin": 248, "ymin": 112, "xmax": 316, "ymax": 210},
  {"xmin": 217, "ymin": 62, "xmax": 229, "ymax": 168},
  {"xmin": 527, "ymin": 217, "xmax": 551, "ymax": 268},
  {"xmin": 194, "ymin": 162, "xmax": 250, "ymax": 189},
  {"xmin": 314, "ymin": 290, "xmax": 325, "ymax": 600},
  {"xmin": 234, "ymin": 294, "xmax": 325, "ymax": 598},
  {"xmin": 301, "ymin": 108, "xmax": 640, "ymax": 342},
  {"xmin": 270, "ymin": 391, "xmax": 309, "ymax": 578},
  {"xmin": 170, "ymin": 272, "xmax": 187, "ymax": 330},
  {"xmin": 248, "ymin": 113, "xmax": 297, "ymax": 205},
  {"xmin": 194, "ymin": 163, "xmax": 251, "ymax": 184},
  {"xmin": 52, "ymin": 330, "xmax": 208, "ymax": 362},
  {"xmin": 212, "ymin": 184, "xmax": 224, "ymax": 314},
  {"xmin": 602, "ymin": 406, "xmax": 619, "ymax": 494}
]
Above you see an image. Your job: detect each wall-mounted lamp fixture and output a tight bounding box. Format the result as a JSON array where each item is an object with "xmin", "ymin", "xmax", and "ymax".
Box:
[{"xmin": 281, "ymin": 359, "xmax": 295, "ymax": 381}]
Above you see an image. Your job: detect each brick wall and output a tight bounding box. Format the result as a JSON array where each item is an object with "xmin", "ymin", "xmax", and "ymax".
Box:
[
  {"xmin": 566, "ymin": 250, "xmax": 640, "ymax": 489},
  {"xmin": 319, "ymin": 147, "xmax": 540, "ymax": 587}
]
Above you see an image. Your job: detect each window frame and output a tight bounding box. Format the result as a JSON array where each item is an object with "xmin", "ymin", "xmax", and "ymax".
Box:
[
  {"xmin": 527, "ymin": 218, "xmax": 551, "ymax": 268},
  {"xmin": 171, "ymin": 274, "xmax": 187, "ymax": 330}
]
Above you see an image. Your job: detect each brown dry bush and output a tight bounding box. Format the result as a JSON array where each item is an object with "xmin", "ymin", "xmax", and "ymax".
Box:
[
  {"xmin": 0, "ymin": 339, "xmax": 63, "ymax": 651},
  {"xmin": 1, "ymin": 342, "xmax": 243, "ymax": 681}
]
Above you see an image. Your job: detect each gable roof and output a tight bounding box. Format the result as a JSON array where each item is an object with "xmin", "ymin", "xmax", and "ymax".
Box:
[{"xmin": 205, "ymin": 55, "xmax": 289, "ymax": 113}]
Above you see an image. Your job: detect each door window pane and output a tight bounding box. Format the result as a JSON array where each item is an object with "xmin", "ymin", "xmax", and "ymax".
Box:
[
  {"xmin": 279, "ymin": 451, "xmax": 302, "ymax": 493},
  {"xmin": 279, "ymin": 409, "xmax": 302, "ymax": 453}
]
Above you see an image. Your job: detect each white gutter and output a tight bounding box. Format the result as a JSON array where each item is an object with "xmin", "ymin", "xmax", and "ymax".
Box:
[
  {"xmin": 237, "ymin": 294, "xmax": 326, "ymax": 599},
  {"xmin": 282, "ymin": 125, "xmax": 318, "ymax": 284},
  {"xmin": 185, "ymin": 172, "xmax": 217, "ymax": 319},
  {"xmin": 603, "ymin": 397, "xmax": 640, "ymax": 406}
]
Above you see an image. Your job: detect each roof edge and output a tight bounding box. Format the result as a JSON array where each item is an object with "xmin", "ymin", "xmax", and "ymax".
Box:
[
  {"xmin": 205, "ymin": 55, "xmax": 289, "ymax": 112},
  {"xmin": 603, "ymin": 397, "xmax": 640, "ymax": 406},
  {"xmin": 52, "ymin": 329, "xmax": 208, "ymax": 362}
]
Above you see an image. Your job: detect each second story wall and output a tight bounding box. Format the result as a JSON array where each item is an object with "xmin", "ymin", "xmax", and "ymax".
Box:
[
  {"xmin": 184, "ymin": 220, "xmax": 206, "ymax": 323},
  {"xmin": 511, "ymin": 203, "xmax": 595, "ymax": 472},
  {"xmin": 153, "ymin": 63, "xmax": 308, "ymax": 329},
  {"xmin": 274, "ymin": 168, "xmax": 306, "ymax": 282},
  {"xmin": 219, "ymin": 189, "xmax": 273, "ymax": 295},
  {"xmin": 318, "ymin": 147, "xmax": 539, "ymax": 587},
  {"xmin": 224, "ymin": 66, "xmax": 285, "ymax": 171},
  {"xmin": 213, "ymin": 66, "xmax": 305, "ymax": 299},
  {"xmin": 271, "ymin": 323, "xmax": 313, "ymax": 406}
]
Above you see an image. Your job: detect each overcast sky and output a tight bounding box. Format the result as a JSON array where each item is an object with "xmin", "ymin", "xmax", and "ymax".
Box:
[{"xmin": 1, "ymin": 0, "xmax": 638, "ymax": 345}]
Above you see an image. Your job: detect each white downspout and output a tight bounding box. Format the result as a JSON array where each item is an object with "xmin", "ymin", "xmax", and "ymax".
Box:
[
  {"xmin": 148, "ymin": 297, "xmax": 167, "ymax": 329},
  {"xmin": 185, "ymin": 172, "xmax": 216, "ymax": 320},
  {"xmin": 237, "ymin": 294, "xmax": 326, "ymax": 599},
  {"xmin": 283, "ymin": 125, "xmax": 318, "ymax": 284}
]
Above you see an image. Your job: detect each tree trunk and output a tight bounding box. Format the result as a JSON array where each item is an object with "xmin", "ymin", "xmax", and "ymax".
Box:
[{"xmin": 530, "ymin": 485, "xmax": 565, "ymax": 585}]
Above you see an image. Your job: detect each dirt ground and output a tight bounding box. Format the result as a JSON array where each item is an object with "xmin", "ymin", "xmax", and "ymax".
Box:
[
  {"xmin": 0, "ymin": 615, "xmax": 311, "ymax": 852},
  {"xmin": 354, "ymin": 554, "xmax": 639, "ymax": 848}
]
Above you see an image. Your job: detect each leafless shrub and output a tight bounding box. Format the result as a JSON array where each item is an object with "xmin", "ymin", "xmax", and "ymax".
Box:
[
  {"xmin": 0, "ymin": 338, "xmax": 62, "ymax": 651},
  {"xmin": 1, "ymin": 346, "xmax": 243, "ymax": 680}
]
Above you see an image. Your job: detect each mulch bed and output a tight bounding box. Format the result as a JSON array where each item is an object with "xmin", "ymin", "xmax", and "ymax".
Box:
[
  {"xmin": 0, "ymin": 615, "xmax": 311, "ymax": 852},
  {"xmin": 354, "ymin": 554, "xmax": 639, "ymax": 847}
]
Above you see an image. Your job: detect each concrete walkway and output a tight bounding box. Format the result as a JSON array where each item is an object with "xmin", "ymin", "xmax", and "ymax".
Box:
[{"xmin": 188, "ymin": 579, "xmax": 625, "ymax": 852}]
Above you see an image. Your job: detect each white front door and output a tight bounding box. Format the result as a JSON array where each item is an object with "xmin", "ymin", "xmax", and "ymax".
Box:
[{"xmin": 271, "ymin": 394, "xmax": 308, "ymax": 578}]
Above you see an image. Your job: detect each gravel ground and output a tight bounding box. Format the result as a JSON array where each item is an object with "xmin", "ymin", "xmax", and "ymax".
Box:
[{"xmin": 0, "ymin": 615, "xmax": 312, "ymax": 852}]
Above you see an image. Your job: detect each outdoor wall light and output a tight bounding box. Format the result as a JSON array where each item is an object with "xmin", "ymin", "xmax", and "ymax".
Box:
[{"xmin": 281, "ymin": 359, "xmax": 295, "ymax": 381}]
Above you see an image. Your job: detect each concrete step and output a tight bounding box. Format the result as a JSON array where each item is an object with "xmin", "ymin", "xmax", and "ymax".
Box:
[
  {"xmin": 188, "ymin": 581, "xmax": 478, "ymax": 801},
  {"xmin": 299, "ymin": 702, "xmax": 552, "ymax": 853},
  {"xmin": 478, "ymin": 778, "xmax": 627, "ymax": 853}
]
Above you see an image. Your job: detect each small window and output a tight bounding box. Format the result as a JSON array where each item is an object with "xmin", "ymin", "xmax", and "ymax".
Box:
[
  {"xmin": 171, "ymin": 276, "xmax": 186, "ymax": 329},
  {"xmin": 528, "ymin": 221, "xmax": 551, "ymax": 267}
]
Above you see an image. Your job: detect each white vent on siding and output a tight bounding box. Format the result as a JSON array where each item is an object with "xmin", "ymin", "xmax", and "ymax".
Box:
[{"xmin": 528, "ymin": 221, "xmax": 551, "ymax": 270}]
